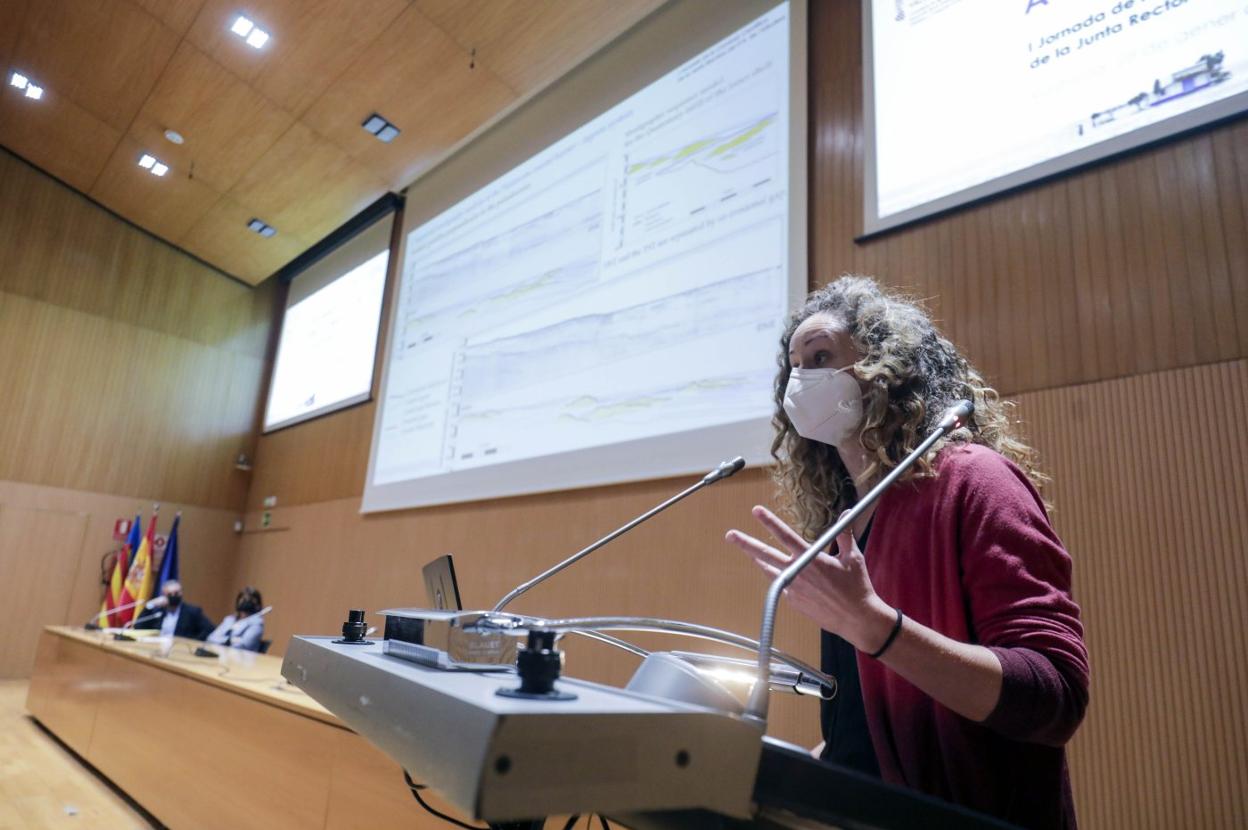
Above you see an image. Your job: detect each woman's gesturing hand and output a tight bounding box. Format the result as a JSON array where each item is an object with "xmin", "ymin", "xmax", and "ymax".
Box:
[{"xmin": 725, "ymin": 505, "xmax": 895, "ymax": 654}]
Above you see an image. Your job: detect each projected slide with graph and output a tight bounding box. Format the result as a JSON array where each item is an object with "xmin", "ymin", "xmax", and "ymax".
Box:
[{"xmin": 365, "ymin": 3, "xmax": 795, "ymax": 509}]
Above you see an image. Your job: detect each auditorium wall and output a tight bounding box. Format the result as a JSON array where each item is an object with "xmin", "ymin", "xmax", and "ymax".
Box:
[
  {"xmin": 0, "ymin": 148, "xmax": 273, "ymax": 676},
  {"xmin": 230, "ymin": 2, "xmax": 1247, "ymax": 824}
]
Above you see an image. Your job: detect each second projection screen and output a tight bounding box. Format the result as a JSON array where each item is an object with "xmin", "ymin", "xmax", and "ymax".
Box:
[{"xmin": 365, "ymin": 3, "xmax": 798, "ymax": 511}]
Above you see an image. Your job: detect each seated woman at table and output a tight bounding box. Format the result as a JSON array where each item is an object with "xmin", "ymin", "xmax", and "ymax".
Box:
[{"xmin": 207, "ymin": 586, "xmax": 266, "ymax": 651}]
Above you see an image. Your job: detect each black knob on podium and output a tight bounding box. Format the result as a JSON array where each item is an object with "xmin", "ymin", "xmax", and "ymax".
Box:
[
  {"xmin": 335, "ymin": 609, "xmax": 370, "ymax": 645},
  {"xmin": 497, "ymin": 629, "xmax": 576, "ymax": 701}
]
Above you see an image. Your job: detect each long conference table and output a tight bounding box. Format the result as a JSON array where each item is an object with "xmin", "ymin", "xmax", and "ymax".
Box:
[{"xmin": 25, "ymin": 626, "xmax": 452, "ymax": 830}]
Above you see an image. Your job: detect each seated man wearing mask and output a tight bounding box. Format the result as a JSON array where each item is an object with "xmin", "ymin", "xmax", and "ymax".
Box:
[
  {"xmin": 207, "ymin": 587, "xmax": 266, "ymax": 652},
  {"xmin": 134, "ymin": 580, "xmax": 216, "ymax": 640}
]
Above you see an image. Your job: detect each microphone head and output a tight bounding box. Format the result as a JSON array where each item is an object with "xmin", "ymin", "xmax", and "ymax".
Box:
[
  {"xmin": 938, "ymin": 399, "xmax": 975, "ymax": 431},
  {"xmin": 146, "ymin": 596, "xmax": 168, "ymax": 610},
  {"xmin": 703, "ymin": 456, "xmax": 747, "ymax": 483}
]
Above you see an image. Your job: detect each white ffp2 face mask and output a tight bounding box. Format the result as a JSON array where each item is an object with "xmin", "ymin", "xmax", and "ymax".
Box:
[{"xmin": 782, "ymin": 367, "xmax": 864, "ymax": 447}]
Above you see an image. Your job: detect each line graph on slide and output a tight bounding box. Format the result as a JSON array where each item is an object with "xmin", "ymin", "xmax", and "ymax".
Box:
[
  {"xmin": 626, "ymin": 113, "xmax": 778, "ymax": 182},
  {"xmin": 439, "ymin": 254, "xmax": 783, "ymax": 468},
  {"xmin": 620, "ymin": 112, "xmax": 780, "ymax": 242}
]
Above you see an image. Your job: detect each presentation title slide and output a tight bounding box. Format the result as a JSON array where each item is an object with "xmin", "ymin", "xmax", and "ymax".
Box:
[{"xmin": 870, "ymin": 0, "xmax": 1247, "ymax": 224}]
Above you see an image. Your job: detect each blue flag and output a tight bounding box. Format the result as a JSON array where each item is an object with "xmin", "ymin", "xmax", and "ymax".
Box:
[
  {"xmin": 157, "ymin": 513, "xmax": 180, "ymax": 587},
  {"xmin": 127, "ymin": 513, "xmax": 142, "ymax": 562}
]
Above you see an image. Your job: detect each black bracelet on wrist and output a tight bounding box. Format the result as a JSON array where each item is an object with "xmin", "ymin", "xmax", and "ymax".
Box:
[{"xmin": 868, "ymin": 607, "xmax": 904, "ymax": 659}]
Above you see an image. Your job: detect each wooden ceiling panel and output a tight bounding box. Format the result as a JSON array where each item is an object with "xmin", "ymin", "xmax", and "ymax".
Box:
[
  {"xmin": 0, "ymin": 82, "xmax": 120, "ymax": 193},
  {"xmin": 0, "ymin": 0, "xmax": 30, "ymax": 75},
  {"xmin": 227, "ymin": 121, "xmax": 388, "ymax": 247},
  {"xmin": 185, "ymin": 0, "xmax": 409, "ymax": 117},
  {"xmin": 1, "ymin": 0, "xmax": 666, "ymax": 283},
  {"xmin": 12, "ymin": 0, "xmax": 179, "ymax": 134},
  {"xmin": 90, "ymin": 135, "xmax": 222, "ymax": 243},
  {"xmin": 413, "ymin": 0, "xmax": 665, "ymax": 94},
  {"xmin": 129, "ymin": 42, "xmax": 294, "ymax": 193},
  {"xmin": 179, "ymin": 196, "xmax": 306, "ymax": 285},
  {"xmin": 301, "ymin": 5, "xmax": 518, "ymax": 190},
  {"xmin": 132, "ymin": 0, "xmax": 209, "ymax": 36}
]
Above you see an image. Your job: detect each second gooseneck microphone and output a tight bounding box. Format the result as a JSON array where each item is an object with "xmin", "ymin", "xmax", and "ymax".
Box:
[{"xmin": 491, "ymin": 456, "xmax": 747, "ymax": 613}]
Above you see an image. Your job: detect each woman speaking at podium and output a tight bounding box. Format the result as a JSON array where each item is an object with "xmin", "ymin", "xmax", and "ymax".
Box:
[{"xmin": 727, "ymin": 277, "xmax": 1089, "ymax": 830}]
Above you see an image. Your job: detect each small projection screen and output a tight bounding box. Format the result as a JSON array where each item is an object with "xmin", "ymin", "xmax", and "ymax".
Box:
[
  {"xmin": 263, "ymin": 213, "xmax": 393, "ymax": 432},
  {"xmin": 363, "ymin": 0, "xmax": 806, "ymax": 512},
  {"xmin": 863, "ymin": 0, "xmax": 1248, "ymax": 234}
]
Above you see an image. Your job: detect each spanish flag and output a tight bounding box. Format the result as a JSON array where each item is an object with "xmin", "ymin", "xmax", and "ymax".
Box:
[
  {"xmin": 96, "ymin": 519, "xmax": 135, "ymax": 627},
  {"xmin": 117, "ymin": 508, "xmax": 159, "ymax": 626}
]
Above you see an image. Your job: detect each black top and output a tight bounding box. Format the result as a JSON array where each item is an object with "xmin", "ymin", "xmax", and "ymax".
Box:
[
  {"xmin": 819, "ymin": 522, "xmax": 880, "ymax": 777},
  {"xmin": 133, "ymin": 602, "xmax": 216, "ymax": 641}
]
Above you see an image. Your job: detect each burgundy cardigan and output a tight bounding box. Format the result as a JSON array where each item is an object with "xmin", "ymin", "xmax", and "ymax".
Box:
[{"xmin": 858, "ymin": 444, "xmax": 1090, "ymax": 829}]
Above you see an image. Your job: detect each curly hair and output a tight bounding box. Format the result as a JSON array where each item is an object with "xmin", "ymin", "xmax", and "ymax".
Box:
[{"xmin": 772, "ymin": 276, "xmax": 1048, "ymax": 538}]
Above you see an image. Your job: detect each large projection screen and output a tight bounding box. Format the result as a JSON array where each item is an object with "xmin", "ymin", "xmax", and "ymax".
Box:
[
  {"xmin": 864, "ymin": 0, "xmax": 1248, "ymax": 235},
  {"xmin": 363, "ymin": 0, "xmax": 806, "ymax": 512}
]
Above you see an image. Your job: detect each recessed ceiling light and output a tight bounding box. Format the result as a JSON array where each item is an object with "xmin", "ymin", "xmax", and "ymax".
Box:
[
  {"xmin": 164, "ymin": 129, "xmax": 185, "ymax": 145},
  {"xmin": 245, "ymin": 28, "xmax": 269, "ymax": 48},
  {"xmin": 247, "ymin": 217, "xmax": 277, "ymax": 237},
  {"xmin": 361, "ymin": 112, "xmax": 401, "ymax": 143},
  {"xmin": 10, "ymin": 71, "xmax": 44, "ymax": 100},
  {"xmin": 138, "ymin": 153, "xmax": 169, "ymax": 177},
  {"xmin": 231, "ymin": 15, "xmax": 254, "ymax": 37}
]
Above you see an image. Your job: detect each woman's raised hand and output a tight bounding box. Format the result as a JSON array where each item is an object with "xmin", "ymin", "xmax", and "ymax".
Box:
[{"xmin": 725, "ymin": 506, "xmax": 893, "ymax": 652}]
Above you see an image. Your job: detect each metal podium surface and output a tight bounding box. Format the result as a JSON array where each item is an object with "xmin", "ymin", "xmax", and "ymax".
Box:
[
  {"xmin": 283, "ymin": 636, "xmax": 763, "ymax": 821},
  {"xmin": 283, "ymin": 635, "xmax": 1015, "ymax": 830}
]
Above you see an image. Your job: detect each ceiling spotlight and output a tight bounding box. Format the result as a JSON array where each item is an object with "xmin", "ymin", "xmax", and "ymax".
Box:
[
  {"xmin": 24, "ymin": 84, "xmax": 43, "ymax": 100},
  {"xmin": 361, "ymin": 112, "xmax": 401, "ymax": 143},
  {"xmin": 230, "ymin": 14, "xmax": 269, "ymax": 48},
  {"xmin": 247, "ymin": 218, "xmax": 277, "ymax": 237},
  {"xmin": 9, "ymin": 72, "xmax": 28, "ymax": 89},
  {"xmin": 164, "ymin": 129, "xmax": 185, "ymax": 145},
  {"xmin": 138, "ymin": 153, "xmax": 169, "ymax": 176}
]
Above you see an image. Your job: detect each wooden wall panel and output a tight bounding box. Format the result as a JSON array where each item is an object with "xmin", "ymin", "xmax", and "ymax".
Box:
[
  {"xmin": 247, "ymin": 400, "xmax": 374, "ymax": 510},
  {"xmin": 0, "ymin": 149, "xmax": 273, "ymax": 360},
  {"xmin": 0, "ymin": 149, "xmax": 275, "ymax": 509},
  {"xmin": 807, "ymin": 2, "xmax": 1248, "ymax": 397},
  {"xmin": 1016, "ymin": 359, "xmax": 1248, "ymax": 829},
  {"xmin": 0, "ymin": 505, "xmax": 88, "ymax": 677}
]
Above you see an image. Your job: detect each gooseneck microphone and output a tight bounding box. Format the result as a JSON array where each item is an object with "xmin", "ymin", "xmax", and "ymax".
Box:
[
  {"xmin": 84, "ymin": 595, "xmax": 168, "ymax": 629},
  {"xmin": 491, "ymin": 456, "xmax": 747, "ymax": 612},
  {"xmin": 744, "ymin": 400, "xmax": 975, "ymax": 724}
]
